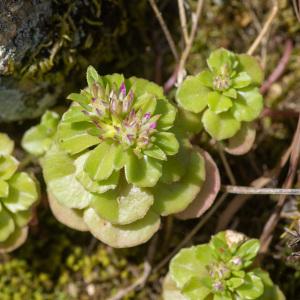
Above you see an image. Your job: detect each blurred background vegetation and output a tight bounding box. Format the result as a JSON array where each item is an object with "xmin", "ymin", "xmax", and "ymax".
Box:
[{"xmin": 1, "ymin": 0, "xmax": 300, "ymax": 299}]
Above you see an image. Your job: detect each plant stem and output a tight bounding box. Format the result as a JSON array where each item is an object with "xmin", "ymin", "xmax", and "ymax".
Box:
[
  {"xmin": 247, "ymin": 1, "xmax": 278, "ymax": 55},
  {"xmin": 148, "ymin": 0, "xmax": 179, "ymax": 61},
  {"xmin": 222, "ymin": 185, "xmax": 300, "ymax": 195}
]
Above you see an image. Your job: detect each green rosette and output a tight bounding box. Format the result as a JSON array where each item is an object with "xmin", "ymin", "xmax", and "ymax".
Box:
[
  {"xmin": 41, "ymin": 66, "xmax": 208, "ymax": 248},
  {"xmin": 176, "ymin": 48, "xmax": 264, "ymax": 141},
  {"xmin": 163, "ymin": 230, "xmax": 285, "ymax": 300},
  {"xmin": 0, "ymin": 133, "xmax": 39, "ymax": 253}
]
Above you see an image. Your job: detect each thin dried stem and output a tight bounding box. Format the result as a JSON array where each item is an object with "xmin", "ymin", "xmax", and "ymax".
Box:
[
  {"xmin": 222, "ymin": 185, "xmax": 300, "ymax": 196},
  {"xmin": 178, "ymin": 0, "xmax": 189, "ymax": 45},
  {"xmin": 218, "ymin": 143, "xmax": 236, "ymax": 185},
  {"xmin": 247, "ymin": 1, "xmax": 278, "ymax": 55},
  {"xmin": 107, "ymin": 235, "xmax": 158, "ymax": 300},
  {"xmin": 153, "ymin": 193, "xmax": 227, "ymax": 273},
  {"xmin": 260, "ymin": 39, "xmax": 293, "ymax": 94},
  {"xmin": 148, "ymin": 0, "xmax": 179, "ymax": 61},
  {"xmin": 107, "ymin": 261, "xmax": 151, "ymax": 300},
  {"xmin": 176, "ymin": 0, "xmax": 204, "ymax": 84},
  {"xmin": 292, "ymin": 0, "xmax": 300, "ymax": 22},
  {"xmin": 216, "ymin": 146, "xmax": 292, "ymax": 232}
]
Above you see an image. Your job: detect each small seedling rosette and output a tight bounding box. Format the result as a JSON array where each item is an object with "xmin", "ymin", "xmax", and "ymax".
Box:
[
  {"xmin": 40, "ymin": 66, "xmax": 218, "ymax": 248},
  {"xmin": 0, "ymin": 133, "xmax": 39, "ymax": 253},
  {"xmin": 176, "ymin": 48, "xmax": 264, "ymax": 147},
  {"xmin": 163, "ymin": 230, "xmax": 285, "ymax": 300}
]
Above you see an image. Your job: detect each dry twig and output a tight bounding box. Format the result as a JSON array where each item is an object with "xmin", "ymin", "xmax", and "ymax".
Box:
[
  {"xmin": 222, "ymin": 185, "xmax": 300, "ymax": 196},
  {"xmin": 176, "ymin": 0, "xmax": 204, "ymax": 84},
  {"xmin": 260, "ymin": 39, "xmax": 293, "ymax": 94},
  {"xmin": 148, "ymin": 0, "xmax": 179, "ymax": 61},
  {"xmin": 178, "ymin": 0, "xmax": 189, "ymax": 45},
  {"xmin": 107, "ymin": 235, "xmax": 158, "ymax": 300},
  {"xmin": 217, "ymin": 143, "xmax": 236, "ymax": 185},
  {"xmin": 216, "ymin": 146, "xmax": 292, "ymax": 231},
  {"xmin": 107, "ymin": 261, "xmax": 151, "ymax": 300},
  {"xmin": 247, "ymin": 1, "xmax": 278, "ymax": 55}
]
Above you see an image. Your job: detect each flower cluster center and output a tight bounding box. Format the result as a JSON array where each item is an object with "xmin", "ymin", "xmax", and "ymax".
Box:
[
  {"xmin": 213, "ymin": 75, "xmax": 231, "ymax": 91},
  {"xmin": 83, "ymin": 82, "xmax": 159, "ymax": 151}
]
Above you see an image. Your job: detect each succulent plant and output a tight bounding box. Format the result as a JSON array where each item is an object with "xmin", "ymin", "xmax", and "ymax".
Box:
[
  {"xmin": 0, "ymin": 133, "xmax": 39, "ymax": 253},
  {"xmin": 22, "ymin": 110, "xmax": 60, "ymax": 157},
  {"xmin": 40, "ymin": 66, "xmax": 212, "ymax": 248},
  {"xmin": 163, "ymin": 230, "xmax": 285, "ymax": 300},
  {"xmin": 176, "ymin": 48, "xmax": 264, "ymax": 141}
]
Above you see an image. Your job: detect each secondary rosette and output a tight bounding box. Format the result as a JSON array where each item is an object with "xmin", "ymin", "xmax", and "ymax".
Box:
[
  {"xmin": 163, "ymin": 230, "xmax": 285, "ymax": 300},
  {"xmin": 177, "ymin": 48, "xmax": 264, "ymax": 141},
  {"xmin": 0, "ymin": 133, "xmax": 39, "ymax": 253}
]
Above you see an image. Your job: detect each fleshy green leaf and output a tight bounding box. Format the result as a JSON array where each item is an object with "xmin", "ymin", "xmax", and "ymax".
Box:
[
  {"xmin": 207, "ymin": 92, "xmax": 232, "ymax": 114},
  {"xmin": 182, "ymin": 277, "xmax": 212, "ymax": 300},
  {"xmin": 12, "ymin": 210, "xmax": 32, "ymax": 227},
  {"xmin": 223, "ymin": 88, "xmax": 237, "ymax": 99},
  {"xmin": 209, "ymin": 233, "xmax": 231, "ymax": 261},
  {"xmin": 0, "ymin": 227, "xmax": 28, "ymax": 254},
  {"xmin": 233, "ymin": 88, "xmax": 263, "ymax": 122},
  {"xmin": 163, "ymin": 274, "xmax": 187, "ymax": 300},
  {"xmin": 197, "ymin": 69, "xmax": 214, "ymax": 88},
  {"xmin": 48, "ymin": 192, "xmax": 88, "ymax": 232},
  {"xmin": 160, "ymin": 143, "xmax": 191, "ymax": 184},
  {"xmin": 61, "ymin": 105, "xmax": 90, "ymax": 123},
  {"xmin": 144, "ymin": 145, "xmax": 167, "ymax": 160},
  {"xmin": 133, "ymin": 94, "xmax": 157, "ymax": 116},
  {"xmin": 154, "ymin": 132, "xmax": 179, "ymax": 156},
  {"xmin": 226, "ymin": 277, "xmax": 244, "ymax": 289},
  {"xmin": 125, "ymin": 152, "xmax": 162, "ymax": 187},
  {"xmin": 202, "ymin": 109, "xmax": 241, "ymax": 141},
  {"xmin": 91, "ymin": 181, "xmax": 154, "ymax": 225},
  {"xmin": 67, "ymin": 93, "xmax": 90, "ymax": 109},
  {"xmin": 235, "ymin": 239, "xmax": 260, "ymax": 264},
  {"xmin": 0, "ymin": 208, "xmax": 15, "ymax": 242},
  {"xmin": 128, "ymin": 76, "xmax": 164, "ymax": 99},
  {"xmin": 86, "ymin": 65, "xmax": 101, "ymax": 88},
  {"xmin": 152, "ymin": 149, "xmax": 205, "ymax": 216},
  {"xmin": 42, "ymin": 145, "xmax": 92, "ymax": 209},
  {"xmin": 83, "ymin": 208, "xmax": 160, "ymax": 248},
  {"xmin": 0, "ymin": 155, "xmax": 19, "ymax": 180},
  {"xmin": 254, "ymin": 269, "xmax": 286, "ymax": 300},
  {"xmin": 237, "ymin": 54, "xmax": 264, "ymax": 85},
  {"xmin": 176, "ymin": 149, "xmax": 220, "ymax": 220},
  {"xmin": 155, "ymin": 99, "xmax": 177, "ymax": 130},
  {"xmin": 0, "ymin": 179, "xmax": 9, "ymax": 198},
  {"xmin": 3, "ymin": 172, "xmax": 39, "ymax": 213},
  {"xmin": 103, "ymin": 74, "xmax": 125, "ymax": 90},
  {"xmin": 232, "ymin": 71, "xmax": 252, "ymax": 89},
  {"xmin": 176, "ymin": 75, "xmax": 210, "ymax": 113},
  {"xmin": 174, "ymin": 109, "xmax": 203, "ymax": 136},
  {"xmin": 76, "ymin": 169, "xmax": 119, "ymax": 194},
  {"xmin": 207, "ymin": 48, "xmax": 234, "ymax": 73},
  {"xmin": 84, "ymin": 141, "xmax": 117, "ymax": 181},
  {"xmin": 170, "ymin": 245, "xmax": 212, "ymax": 289},
  {"xmin": 57, "ymin": 121, "xmax": 99, "ymax": 155},
  {"xmin": 236, "ymin": 272, "xmax": 264, "ymax": 299},
  {"xmin": 0, "ymin": 133, "xmax": 14, "ymax": 156}
]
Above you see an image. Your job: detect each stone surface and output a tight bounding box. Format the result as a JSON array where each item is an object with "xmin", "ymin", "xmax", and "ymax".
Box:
[{"xmin": 0, "ymin": 0, "xmax": 153, "ymax": 122}]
